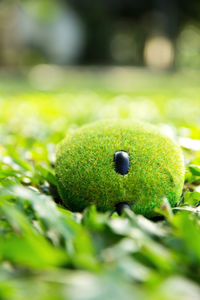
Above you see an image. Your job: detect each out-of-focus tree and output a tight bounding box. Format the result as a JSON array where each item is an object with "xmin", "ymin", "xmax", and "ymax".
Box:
[
  {"xmin": 17, "ymin": 0, "xmax": 85, "ymax": 65},
  {"xmin": 1, "ymin": 0, "xmax": 200, "ymax": 68},
  {"xmin": 0, "ymin": 0, "xmax": 85, "ymax": 65}
]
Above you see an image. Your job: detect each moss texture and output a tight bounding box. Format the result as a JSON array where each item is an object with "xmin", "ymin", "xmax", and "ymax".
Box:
[{"xmin": 56, "ymin": 120, "xmax": 185, "ymax": 217}]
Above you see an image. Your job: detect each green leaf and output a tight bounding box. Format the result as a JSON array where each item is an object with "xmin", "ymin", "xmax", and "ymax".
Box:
[
  {"xmin": 183, "ymin": 190, "xmax": 200, "ymax": 206},
  {"xmin": 189, "ymin": 164, "xmax": 200, "ymax": 177}
]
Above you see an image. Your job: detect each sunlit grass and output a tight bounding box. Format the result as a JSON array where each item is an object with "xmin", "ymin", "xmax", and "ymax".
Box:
[{"xmin": 1, "ymin": 68, "xmax": 200, "ymax": 300}]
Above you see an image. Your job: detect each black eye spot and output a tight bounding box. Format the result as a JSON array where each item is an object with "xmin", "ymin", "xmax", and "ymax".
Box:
[{"xmin": 114, "ymin": 151, "xmax": 129, "ymax": 175}]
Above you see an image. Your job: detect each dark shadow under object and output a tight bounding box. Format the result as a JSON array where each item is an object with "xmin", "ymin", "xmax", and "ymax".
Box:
[{"xmin": 116, "ymin": 202, "xmax": 131, "ymax": 215}]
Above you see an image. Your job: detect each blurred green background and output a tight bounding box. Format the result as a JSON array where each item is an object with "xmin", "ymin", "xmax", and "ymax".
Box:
[{"xmin": 1, "ymin": 0, "xmax": 200, "ymax": 68}]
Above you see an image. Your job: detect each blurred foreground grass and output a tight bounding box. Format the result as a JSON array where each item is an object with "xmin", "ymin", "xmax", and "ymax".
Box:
[{"xmin": 1, "ymin": 67, "xmax": 200, "ymax": 300}]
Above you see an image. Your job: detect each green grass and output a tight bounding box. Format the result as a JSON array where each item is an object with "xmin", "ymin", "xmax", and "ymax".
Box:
[
  {"xmin": 1, "ymin": 68, "xmax": 200, "ymax": 299},
  {"xmin": 56, "ymin": 119, "xmax": 184, "ymax": 216}
]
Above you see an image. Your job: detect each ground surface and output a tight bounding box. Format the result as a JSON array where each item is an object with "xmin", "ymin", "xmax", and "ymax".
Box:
[{"xmin": 1, "ymin": 67, "xmax": 200, "ymax": 300}]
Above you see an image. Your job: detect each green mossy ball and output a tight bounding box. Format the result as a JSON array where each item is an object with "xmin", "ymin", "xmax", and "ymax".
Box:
[{"xmin": 56, "ymin": 120, "xmax": 185, "ymax": 217}]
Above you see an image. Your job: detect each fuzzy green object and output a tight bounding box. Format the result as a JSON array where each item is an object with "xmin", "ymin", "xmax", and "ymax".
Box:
[{"xmin": 56, "ymin": 120, "xmax": 185, "ymax": 217}]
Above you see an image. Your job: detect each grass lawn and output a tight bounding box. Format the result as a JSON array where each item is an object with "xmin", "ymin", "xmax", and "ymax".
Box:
[{"xmin": 1, "ymin": 67, "xmax": 200, "ymax": 300}]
